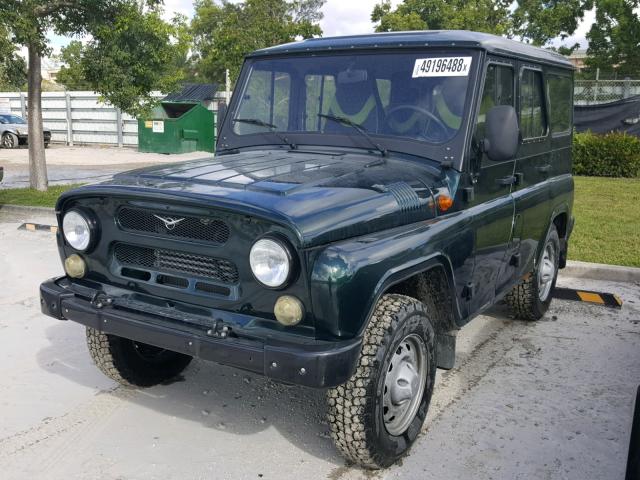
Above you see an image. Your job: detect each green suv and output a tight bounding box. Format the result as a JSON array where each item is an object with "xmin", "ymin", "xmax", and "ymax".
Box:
[{"xmin": 40, "ymin": 30, "xmax": 574, "ymax": 468}]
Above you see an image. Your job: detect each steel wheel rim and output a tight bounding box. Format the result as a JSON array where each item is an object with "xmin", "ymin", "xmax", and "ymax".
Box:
[
  {"xmin": 382, "ymin": 333, "xmax": 427, "ymax": 436},
  {"xmin": 537, "ymin": 241, "xmax": 556, "ymax": 301},
  {"xmin": 2, "ymin": 134, "xmax": 14, "ymax": 148}
]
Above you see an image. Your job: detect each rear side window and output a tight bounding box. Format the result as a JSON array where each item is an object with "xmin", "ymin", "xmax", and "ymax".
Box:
[
  {"xmin": 519, "ymin": 69, "xmax": 547, "ymax": 139},
  {"xmin": 546, "ymin": 74, "xmax": 572, "ymax": 134}
]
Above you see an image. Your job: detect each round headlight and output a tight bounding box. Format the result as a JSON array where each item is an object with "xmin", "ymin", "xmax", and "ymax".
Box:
[
  {"xmin": 62, "ymin": 210, "xmax": 92, "ymax": 251},
  {"xmin": 250, "ymin": 238, "xmax": 291, "ymax": 288}
]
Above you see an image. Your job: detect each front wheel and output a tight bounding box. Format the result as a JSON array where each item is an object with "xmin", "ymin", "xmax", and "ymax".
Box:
[
  {"xmin": 506, "ymin": 225, "xmax": 560, "ymax": 320},
  {"xmin": 1, "ymin": 132, "xmax": 18, "ymax": 149},
  {"xmin": 327, "ymin": 294, "xmax": 436, "ymax": 469},
  {"xmin": 86, "ymin": 327, "xmax": 192, "ymax": 387}
]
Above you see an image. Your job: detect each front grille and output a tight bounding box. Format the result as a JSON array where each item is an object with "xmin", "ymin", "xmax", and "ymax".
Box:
[
  {"xmin": 114, "ymin": 243, "xmax": 239, "ymax": 284},
  {"xmin": 117, "ymin": 207, "xmax": 230, "ymax": 244}
]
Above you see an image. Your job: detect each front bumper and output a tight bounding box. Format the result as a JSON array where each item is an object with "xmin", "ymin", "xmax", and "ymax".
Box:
[
  {"xmin": 17, "ymin": 132, "xmax": 51, "ymax": 144},
  {"xmin": 40, "ymin": 277, "xmax": 361, "ymax": 388}
]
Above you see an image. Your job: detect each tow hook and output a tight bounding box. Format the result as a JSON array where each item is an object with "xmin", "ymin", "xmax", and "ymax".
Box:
[
  {"xmin": 91, "ymin": 292, "xmax": 114, "ymax": 309},
  {"xmin": 207, "ymin": 319, "xmax": 231, "ymax": 338}
]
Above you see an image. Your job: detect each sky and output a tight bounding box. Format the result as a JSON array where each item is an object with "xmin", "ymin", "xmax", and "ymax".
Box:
[{"xmin": 45, "ymin": 0, "xmax": 595, "ymax": 58}]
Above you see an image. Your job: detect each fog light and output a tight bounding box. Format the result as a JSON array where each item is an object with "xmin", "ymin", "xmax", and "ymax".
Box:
[
  {"xmin": 64, "ymin": 254, "xmax": 86, "ymax": 278},
  {"xmin": 274, "ymin": 295, "xmax": 304, "ymax": 326}
]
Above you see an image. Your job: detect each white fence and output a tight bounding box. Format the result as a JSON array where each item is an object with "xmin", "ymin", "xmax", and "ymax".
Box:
[
  {"xmin": 574, "ymin": 79, "xmax": 640, "ymax": 105},
  {"xmin": 0, "ymin": 91, "xmax": 228, "ymax": 147}
]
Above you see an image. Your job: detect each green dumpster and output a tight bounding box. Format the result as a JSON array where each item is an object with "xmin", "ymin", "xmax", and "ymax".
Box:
[{"xmin": 138, "ymin": 101, "xmax": 215, "ymax": 154}]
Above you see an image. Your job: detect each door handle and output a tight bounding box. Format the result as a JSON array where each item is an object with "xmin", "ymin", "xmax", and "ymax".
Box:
[
  {"xmin": 496, "ymin": 175, "xmax": 516, "ymax": 186},
  {"xmin": 536, "ymin": 164, "xmax": 551, "ymax": 174}
]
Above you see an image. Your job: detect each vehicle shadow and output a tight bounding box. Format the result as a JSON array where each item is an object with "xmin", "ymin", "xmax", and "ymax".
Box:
[{"xmin": 36, "ymin": 321, "xmax": 343, "ymax": 465}]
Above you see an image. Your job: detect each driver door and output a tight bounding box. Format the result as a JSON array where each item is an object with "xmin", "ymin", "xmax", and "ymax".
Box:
[{"xmin": 467, "ymin": 60, "xmax": 518, "ymax": 315}]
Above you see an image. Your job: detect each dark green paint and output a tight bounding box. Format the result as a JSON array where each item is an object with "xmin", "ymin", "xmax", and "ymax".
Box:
[{"xmin": 51, "ymin": 32, "xmax": 574, "ymax": 349}]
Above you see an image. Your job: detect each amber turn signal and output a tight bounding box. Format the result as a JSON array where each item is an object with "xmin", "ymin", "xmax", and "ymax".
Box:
[
  {"xmin": 64, "ymin": 254, "xmax": 86, "ymax": 278},
  {"xmin": 437, "ymin": 195, "xmax": 454, "ymax": 212}
]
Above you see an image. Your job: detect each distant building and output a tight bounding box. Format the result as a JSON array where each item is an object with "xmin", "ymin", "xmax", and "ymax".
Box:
[
  {"xmin": 41, "ymin": 57, "xmax": 62, "ymax": 83},
  {"xmin": 568, "ymin": 49, "xmax": 588, "ymax": 72}
]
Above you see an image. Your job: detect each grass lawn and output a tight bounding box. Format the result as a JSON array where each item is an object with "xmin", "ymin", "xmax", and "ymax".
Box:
[
  {"xmin": 570, "ymin": 176, "xmax": 640, "ymax": 267},
  {"xmin": 0, "ymin": 177, "xmax": 638, "ymax": 267},
  {"xmin": 0, "ymin": 184, "xmax": 82, "ymax": 208}
]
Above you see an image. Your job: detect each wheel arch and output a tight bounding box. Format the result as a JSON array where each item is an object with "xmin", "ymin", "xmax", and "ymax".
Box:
[
  {"xmin": 364, "ymin": 255, "xmax": 461, "ymax": 369},
  {"xmin": 548, "ymin": 204, "xmax": 571, "ymax": 268}
]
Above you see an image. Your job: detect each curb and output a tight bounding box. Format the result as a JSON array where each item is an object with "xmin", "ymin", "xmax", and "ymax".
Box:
[
  {"xmin": 0, "ymin": 204, "xmax": 55, "ymax": 216},
  {"xmin": 562, "ymin": 260, "xmax": 640, "ymax": 283}
]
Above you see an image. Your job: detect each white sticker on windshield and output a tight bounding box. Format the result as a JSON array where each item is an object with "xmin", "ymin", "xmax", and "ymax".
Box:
[{"xmin": 412, "ymin": 57, "xmax": 472, "ymax": 78}]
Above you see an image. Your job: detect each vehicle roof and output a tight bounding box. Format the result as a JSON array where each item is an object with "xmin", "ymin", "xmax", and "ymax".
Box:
[{"xmin": 248, "ymin": 30, "xmax": 573, "ymax": 69}]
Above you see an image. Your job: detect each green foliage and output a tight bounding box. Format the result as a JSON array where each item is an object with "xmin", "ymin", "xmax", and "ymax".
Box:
[
  {"xmin": 55, "ymin": 40, "xmax": 92, "ymax": 90},
  {"xmin": 371, "ymin": 0, "xmax": 594, "ymax": 49},
  {"xmin": 81, "ymin": 4, "xmax": 188, "ymax": 116},
  {"xmin": 586, "ymin": 0, "xmax": 640, "ymax": 77},
  {"xmin": 191, "ymin": 0, "xmax": 325, "ymax": 84},
  {"xmin": 0, "ymin": 1, "xmax": 187, "ymax": 115},
  {"xmin": 573, "ymin": 131, "xmax": 640, "ymax": 178},
  {"xmin": 0, "ymin": 25, "xmax": 26, "ymax": 90},
  {"xmin": 372, "ymin": 0, "xmax": 512, "ymax": 35},
  {"xmin": 511, "ymin": 0, "xmax": 593, "ymax": 46}
]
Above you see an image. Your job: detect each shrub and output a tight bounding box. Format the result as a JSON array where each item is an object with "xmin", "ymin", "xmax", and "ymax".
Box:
[{"xmin": 573, "ymin": 131, "xmax": 640, "ymax": 178}]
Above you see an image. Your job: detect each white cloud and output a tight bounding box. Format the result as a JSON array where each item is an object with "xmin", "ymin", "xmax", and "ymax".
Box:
[{"xmin": 320, "ymin": 0, "xmax": 401, "ymax": 37}]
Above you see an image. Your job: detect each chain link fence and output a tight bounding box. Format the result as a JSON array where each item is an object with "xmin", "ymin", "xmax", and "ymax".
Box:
[{"xmin": 574, "ymin": 79, "xmax": 640, "ymax": 105}]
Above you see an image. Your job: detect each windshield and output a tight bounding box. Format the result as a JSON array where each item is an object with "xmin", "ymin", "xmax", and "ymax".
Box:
[
  {"xmin": 231, "ymin": 51, "xmax": 474, "ymax": 149},
  {"xmin": 0, "ymin": 114, "xmax": 26, "ymax": 124}
]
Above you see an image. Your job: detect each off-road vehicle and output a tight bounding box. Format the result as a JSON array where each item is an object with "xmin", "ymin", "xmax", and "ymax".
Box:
[{"xmin": 40, "ymin": 30, "xmax": 575, "ymax": 468}]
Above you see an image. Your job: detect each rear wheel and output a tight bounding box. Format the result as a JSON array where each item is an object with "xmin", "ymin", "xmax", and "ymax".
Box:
[
  {"xmin": 327, "ymin": 294, "xmax": 436, "ymax": 469},
  {"xmin": 506, "ymin": 225, "xmax": 560, "ymax": 320},
  {"xmin": 86, "ymin": 327, "xmax": 192, "ymax": 387},
  {"xmin": 1, "ymin": 132, "xmax": 18, "ymax": 149}
]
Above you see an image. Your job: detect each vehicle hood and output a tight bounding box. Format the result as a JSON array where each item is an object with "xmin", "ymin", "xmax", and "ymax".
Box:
[{"xmin": 65, "ymin": 149, "xmax": 455, "ymax": 247}]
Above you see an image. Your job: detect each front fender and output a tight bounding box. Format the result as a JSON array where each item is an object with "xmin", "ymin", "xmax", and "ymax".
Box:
[{"xmin": 309, "ymin": 213, "xmax": 473, "ymax": 338}]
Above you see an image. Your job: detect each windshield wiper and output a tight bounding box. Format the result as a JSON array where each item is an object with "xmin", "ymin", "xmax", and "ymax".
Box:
[
  {"xmin": 318, "ymin": 113, "xmax": 388, "ymax": 158},
  {"xmin": 232, "ymin": 118, "xmax": 297, "ymax": 150}
]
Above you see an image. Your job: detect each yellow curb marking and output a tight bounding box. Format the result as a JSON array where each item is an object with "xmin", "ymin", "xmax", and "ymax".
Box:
[{"xmin": 577, "ymin": 291, "xmax": 605, "ymax": 304}]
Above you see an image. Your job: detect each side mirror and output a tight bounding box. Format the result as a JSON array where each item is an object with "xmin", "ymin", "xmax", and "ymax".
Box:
[
  {"xmin": 216, "ymin": 102, "xmax": 227, "ymax": 137},
  {"xmin": 483, "ymin": 105, "xmax": 519, "ymax": 162}
]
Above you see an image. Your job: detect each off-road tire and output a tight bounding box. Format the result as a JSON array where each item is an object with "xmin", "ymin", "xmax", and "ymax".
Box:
[
  {"xmin": 506, "ymin": 225, "xmax": 560, "ymax": 320},
  {"xmin": 327, "ymin": 294, "xmax": 436, "ymax": 469},
  {"xmin": 86, "ymin": 327, "xmax": 192, "ymax": 387},
  {"xmin": 1, "ymin": 132, "xmax": 18, "ymax": 149}
]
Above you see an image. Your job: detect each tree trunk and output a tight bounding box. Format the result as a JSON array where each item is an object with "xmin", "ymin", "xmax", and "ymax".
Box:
[{"xmin": 27, "ymin": 43, "xmax": 48, "ymax": 191}]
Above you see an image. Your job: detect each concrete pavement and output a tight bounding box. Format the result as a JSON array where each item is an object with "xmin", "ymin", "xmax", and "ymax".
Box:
[
  {"xmin": 0, "ymin": 210, "xmax": 638, "ymax": 480},
  {"xmin": 0, "ymin": 145, "xmax": 211, "ymax": 189}
]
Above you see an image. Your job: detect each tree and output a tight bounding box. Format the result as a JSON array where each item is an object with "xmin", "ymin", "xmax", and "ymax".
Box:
[
  {"xmin": 0, "ymin": 1, "xmax": 186, "ymax": 191},
  {"xmin": 371, "ymin": 0, "xmax": 593, "ymax": 48},
  {"xmin": 0, "ymin": 26, "xmax": 26, "ymax": 91},
  {"xmin": 372, "ymin": 0, "xmax": 513, "ymax": 36},
  {"xmin": 56, "ymin": 40, "xmax": 92, "ymax": 90},
  {"xmin": 81, "ymin": 4, "xmax": 189, "ymax": 117},
  {"xmin": 191, "ymin": 0, "xmax": 326, "ymax": 85},
  {"xmin": 585, "ymin": 0, "xmax": 640, "ymax": 76},
  {"xmin": 511, "ymin": 0, "xmax": 593, "ymax": 46}
]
